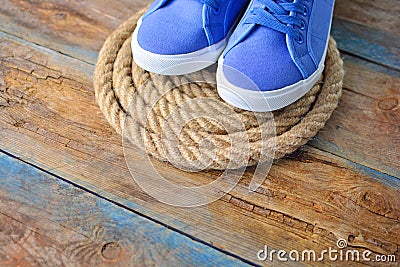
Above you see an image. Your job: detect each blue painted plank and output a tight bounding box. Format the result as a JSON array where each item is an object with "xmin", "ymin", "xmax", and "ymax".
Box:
[
  {"xmin": 344, "ymin": 52, "xmax": 400, "ymax": 79},
  {"xmin": 0, "ymin": 152, "xmax": 251, "ymax": 267},
  {"xmin": 332, "ymin": 18, "xmax": 400, "ymax": 71},
  {"xmin": 1, "ymin": 2, "xmax": 398, "ymax": 72}
]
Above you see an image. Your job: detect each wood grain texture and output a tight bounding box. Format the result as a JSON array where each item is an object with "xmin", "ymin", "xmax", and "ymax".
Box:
[
  {"xmin": 0, "ymin": 0, "xmax": 399, "ymax": 266},
  {"xmin": 0, "ymin": 31, "xmax": 399, "ymax": 265},
  {"xmin": 1, "ymin": 0, "xmax": 399, "ymax": 68},
  {"xmin": 332, "ymin": 18, "xmax": 400, "ymax": 71},
  {"xmin": 0, "ymin": 0, "xmax": 149, "ymax": 64},
  {"xmin": 334, "ymin": 0, "xmax": 400, "ymax": 35},
  {"xmin": 310, "ymin": 54, "xmax": 400, "ymax": 178},
  {"xmin": 0, "ymin": 0, "xmax": 399, "ymax": 178},
  {"xmin": 0, "ymin": 152, "xmax": 250, "ymax": 267},
  {"xmin": 333, "ymin": 0, "xmax": 400, "ymax": 71}
]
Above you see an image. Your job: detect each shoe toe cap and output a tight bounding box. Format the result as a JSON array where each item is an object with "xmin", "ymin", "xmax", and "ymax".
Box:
[
  {"xmin": 222, "ymin": 28, "xmax": 303, "ymax": 91},
  {"xmin": 137, "ymin": 9, "xmax": 209, "ymax": 55}
]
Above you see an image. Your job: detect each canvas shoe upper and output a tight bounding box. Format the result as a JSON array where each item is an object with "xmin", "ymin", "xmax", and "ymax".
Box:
[
  {"xmin": 132, "ymin": 0, "xmax": 249, "ymax": 75},
  {"xmin": 217, "ymin": 0, "xmax": 335, "ymax": 111}
]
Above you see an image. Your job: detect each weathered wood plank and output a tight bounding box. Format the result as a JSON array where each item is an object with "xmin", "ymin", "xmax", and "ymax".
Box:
[
  {"xmin": 0, "ymin": 0, "xmax": 399, "ymax": 178},
  {"xmin": 0, "ymin": 0, "xmax": 398, "ymax": 69},
  {"xmin": 335, "ymin": 0, "xmax": 400, "ymax": 35},
  {"xmin": 1, "ymin": 19, "xmax": 399, "ymax": 180},
  {"xmin": 1, "ymin": 32, "xmax": 399, "ymax": 265},
  {"xmin": 0, "ymin": 152, "xmax": 251, "ymax": 267},
  {"xmin": 310, "ymin": 54, "xmax": 400, "ymax": 178},
  {"xmin": 331, "ymin": 18, "xmax": 400, "ymax": 71},
  {"xmin": 333, "ymin": 0, "xmax": 400, "ymax": 70},
  {"xmin": 0, "ymin": 0, "xmax": 149, "ymax": 64}
]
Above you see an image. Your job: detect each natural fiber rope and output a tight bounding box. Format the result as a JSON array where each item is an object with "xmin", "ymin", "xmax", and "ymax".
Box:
[{"xmin": 94, "ymin": 7, "xmax": 344, "ymax": 170}]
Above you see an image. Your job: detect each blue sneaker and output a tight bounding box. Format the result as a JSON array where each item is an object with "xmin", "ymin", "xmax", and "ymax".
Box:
[
  {"xmin": 217, "ymin": 0, "xmax": 335, "ymax": 111},
  {"xmin": 132, "ymin": 0, "xmax": 249, "ymax": 75}
]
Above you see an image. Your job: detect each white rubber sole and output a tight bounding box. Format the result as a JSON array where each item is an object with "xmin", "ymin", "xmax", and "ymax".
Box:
[
  {"xmin": 216, "ymin": 58, "xmax": 325, "ymax": 112},
  {"xmin": 217, "ymin": 15, "xmax": 333, "ymax": 112},
  {"xmin": 131, "ymin": 17, "xmax": 228, "ymax": 76}
]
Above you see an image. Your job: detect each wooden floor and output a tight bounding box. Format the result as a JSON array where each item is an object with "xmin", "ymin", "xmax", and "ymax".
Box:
[{"xmin": 0, "ymin": 0, "xmax": 399, "ymax": 266}]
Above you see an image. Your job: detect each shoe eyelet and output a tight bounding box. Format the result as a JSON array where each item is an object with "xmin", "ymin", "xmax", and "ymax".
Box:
[
  {"xmin": 296, "ymin": 35, "xmax": 304, "ymax": 44},
  {"xmin": 300, "ymin": 20, "xmax": 306, "ymax": 30},
  {"xmin": 302, "ymin": 5, "xmax": 308, "ymax": 16},
  {"xmin": 213, "ymin": 7, "xmax": 221, "ymax": 15}
]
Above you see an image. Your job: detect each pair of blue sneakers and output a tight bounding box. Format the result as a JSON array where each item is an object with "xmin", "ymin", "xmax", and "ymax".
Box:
[{"xmin": 132, "ymin": 0, "xmax": 335, "ymax": 111}]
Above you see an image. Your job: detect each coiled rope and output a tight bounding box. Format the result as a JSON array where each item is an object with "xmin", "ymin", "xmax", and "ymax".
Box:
[{"xmin": 94, "ymin": 7, "xmax": 344, "ymax": 170}]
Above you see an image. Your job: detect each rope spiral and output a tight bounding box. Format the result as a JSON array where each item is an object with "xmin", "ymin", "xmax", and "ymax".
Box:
[{"xmin": 94, "ymin": 7, "xmax": 344, "ymax": 170}]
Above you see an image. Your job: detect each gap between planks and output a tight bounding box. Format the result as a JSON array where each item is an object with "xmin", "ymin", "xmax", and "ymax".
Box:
[
  {"xmin": 0, "ymin": 151, "xmax": 255, "ymax": 267},
  {"xmin": 0, "ymin": 28, "xmax": 398, "ymax": 180},
  {"xmin": 1, "ymin": 2, "xmax": 399, "ymax": 264}
]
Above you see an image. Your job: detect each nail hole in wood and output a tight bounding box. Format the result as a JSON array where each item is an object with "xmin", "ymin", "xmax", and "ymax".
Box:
[
  {"xmin": 101, "ymin": 242, "xmax": 123, "ymax": 262},
  {"xmin": 378, "ymin": 97, "xmax": 398, "ymax": 110}
]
